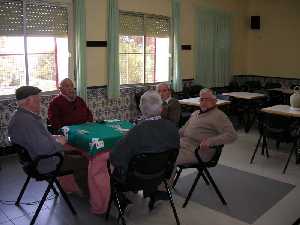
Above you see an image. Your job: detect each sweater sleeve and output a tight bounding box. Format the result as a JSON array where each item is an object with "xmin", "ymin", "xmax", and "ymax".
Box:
[
  {"xmin": 48, "ymin": 98, "xmax": 63, "ymax": 130},
  {"xmin": 207, "ymin": 111, "xmax": 237, "ymax": 146}
]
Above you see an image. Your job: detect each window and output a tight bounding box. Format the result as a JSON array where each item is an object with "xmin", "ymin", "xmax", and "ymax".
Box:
[
  {"xmin": 0, "ymin": 0, "xmax": 73, "ymax": 96},
  {"xmin": 119, "ymin": 12, "xmax": 170, "ymax": 85}
]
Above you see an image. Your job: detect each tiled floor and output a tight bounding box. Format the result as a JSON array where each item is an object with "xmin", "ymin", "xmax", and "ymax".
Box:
[{"xmin": 1, "ymin": 127, "xmax": 300, "ymax": 225}]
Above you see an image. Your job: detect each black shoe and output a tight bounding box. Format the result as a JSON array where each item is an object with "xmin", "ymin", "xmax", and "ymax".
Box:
[
  {"xmin": 148, "ymin": 191, "xmax": 169, "ymax": 211},
  {"xmin": 119, "ymin": 196, "xmax": 132, "ymax": 214}
]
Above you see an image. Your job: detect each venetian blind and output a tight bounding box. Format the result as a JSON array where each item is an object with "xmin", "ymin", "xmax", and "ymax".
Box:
[
  {"xmin": 119, "ymin": 12, "xmax": 169, "ymax": 38},
  {"xmin": 0, "ymin": 0, "xmax": 68, "ymax": 36}
]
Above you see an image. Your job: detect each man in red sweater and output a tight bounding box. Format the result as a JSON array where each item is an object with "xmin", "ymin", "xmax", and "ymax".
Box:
[{"xmin": 48, "ymin": 78, "xmax": 93, "ymax": 131}]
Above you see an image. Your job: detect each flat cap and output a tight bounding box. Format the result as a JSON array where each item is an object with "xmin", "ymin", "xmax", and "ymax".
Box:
[{"xmin": 16, "ymin": 86, "xmax": 41, "ymax": 100}]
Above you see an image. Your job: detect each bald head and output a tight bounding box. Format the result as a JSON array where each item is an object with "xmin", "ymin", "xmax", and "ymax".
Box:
[{"xmin": 59, "ymin": 78, "xmax": 76, "ymax": 100}]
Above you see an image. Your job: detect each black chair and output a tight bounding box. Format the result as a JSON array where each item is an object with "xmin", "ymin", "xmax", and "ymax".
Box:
[
  {"xmin": 173, "ymin": 145, "xmax": 226, "ymax": 208},
  {"xmin": 105, "ymin": 149, "xmax": 180, "ymax": 225},
  {"xmin": 250, "ymin": 112, "xmax": 300, "ymax": 173},
  {"xmin": 264, "ymin": 82, "xmax": 281, "ymax": 89},
  {"xmin": 12, "ymin": 144, "xmax": 77, "ymax": 225}
]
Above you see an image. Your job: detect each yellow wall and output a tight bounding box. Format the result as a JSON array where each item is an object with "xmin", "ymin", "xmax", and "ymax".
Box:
[
  {"xmin": 247, "ymin": 0, "xmax": 300, "ymax": 78},
  {"xmin": 181, "ymin": 0, "xmax": 249, "ymax": 79},
  {"xmin": 84, "ymin": 0, "xmax": 299, "ymax": 87}
]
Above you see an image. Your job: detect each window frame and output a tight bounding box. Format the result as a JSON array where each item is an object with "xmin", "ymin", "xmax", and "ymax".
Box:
[
  {"xmin": 119, "ymin": 11, "xmax": 171, "ymax": 86},
  {"xmin": 0, "ymin": 0, "xmax": 74, "ymax": 99}
]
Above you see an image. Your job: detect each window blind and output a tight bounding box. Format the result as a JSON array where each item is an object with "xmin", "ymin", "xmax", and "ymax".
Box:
[
  {"xmin": 119, "ymin": 12, "xmax": 169, "ymax": 37},
  {"xmin": 0, "ymin": 0, "xmax": 68, "ymax": 36}
]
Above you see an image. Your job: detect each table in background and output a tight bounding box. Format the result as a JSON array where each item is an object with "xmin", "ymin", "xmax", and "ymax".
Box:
[
  {"xmin": 261, "ymin": 105, "xmax": 300, "ymax": 118},
  {"xmin": 222, "ymin": 92, "xmax": 266, "ymax": 132},
  {"xmin": 179, "ymin": 97, "xmax": 231, "ymax": 107},
  {"xmin": 61, "ymin": 120, "xmax": 133, "ymax": 214},
  {"xmin": 260, "ymin": 105, "xmax": 300, "ymax": 168}
]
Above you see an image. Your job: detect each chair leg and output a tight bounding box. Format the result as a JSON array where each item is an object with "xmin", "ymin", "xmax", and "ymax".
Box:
[
  {"xmin": 163, "ymin": 180, "xmax": 180, "ymax": 225},
  {"xmin": 261, "ymin": 135, "xmax": 266, "ymax": 156},
  {"xmin": 265, "ymin": 137, "xmax": 270, "ymax": 158},
  {"xmin": 292, "ymin": 217, "xmax": 300, "ymax": 225},
  {"xmin": 172, "ymin": 167, "xmax": 182, "ymax": 188},
  {"xmin": 201, "ymin": 172, "xmax": 210, "ymax": 185},
  {"xmin": 30, "ymin": 181, "xmax": 53, "ymax": 225},
  {"xmin": 250, "ymin": 134, "xmax": 263, "ymax": 163},
  {"xmin": 51, "ymin": 183, "xmax": 59, "ymax": 197},
  {"xmin": 182, "ymin": 169, "xmax": 202, "ymax": 208},
  {"xmin": 16, "ymin": 176, "xmax": 31, "ymax": 206},
  {"xmin": 54, "ymin": 179, "xmax": 77, "ymax": 214},
  {"xmin": 113, "ymin": 188, "xmax": 126, "ymax": 225},
  {"xmin": 204, "ymin": 168, "xmax": 227, "ymax": 205},
  {"xmin": 282, "ymin": 142, "xmax": 297, "ymax": 174}
]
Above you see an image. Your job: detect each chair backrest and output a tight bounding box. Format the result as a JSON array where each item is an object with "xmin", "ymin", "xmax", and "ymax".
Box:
[
  {"xmin": 194, "ymin": 145, "xmax": 224, "ymax": 168},
  {"xmin": 12, "ymin": 144, "xmax": 40, "ymax": 178},
  {"xmin": 264, "ymin": 82, "xmax": 281, "ymax": 89},
  {"xmin": 123, "ymin": 149, "xmax": 179, "ymax": 191},
  {"xmin": 260, "ymin": 112, "xmax": 295, "ymax": 142}
]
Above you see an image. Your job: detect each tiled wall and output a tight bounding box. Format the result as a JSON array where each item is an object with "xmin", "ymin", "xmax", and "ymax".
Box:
[
  {"xmin": 0, "ymin": 81, "xmax": 194, "ymax": 148},
  {"xmin": 0, "ymin": 86, "xmax": 151, "ymax": 147},
  {"xmin": 233, "ymin": 75, "xmax": 300, "ymax": 88}
]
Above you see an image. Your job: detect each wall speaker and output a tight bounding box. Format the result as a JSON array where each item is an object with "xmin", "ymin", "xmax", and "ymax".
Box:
[{"xmin": 250, "ymin": 16, "xmax": 260, "ymax": 30}]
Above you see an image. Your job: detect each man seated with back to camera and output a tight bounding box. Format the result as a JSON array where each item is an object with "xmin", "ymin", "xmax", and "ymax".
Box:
[
  {"xmin": 48, "ymin": 78, "xmax": 93, "ymax": 132},
  {"xmin": 175, "ymin": 88, "xmax": 237, "ymax": 167},
  {"xmin": 110, "ymin": 90, "xmax": 180, "ymax": 210},
  {"xmin": 8, "ymin": 86, "xmax": 89, "ymax": 197},
  {"xmin": 156, "ymin": 83, "xmax": 181, "ymax": 126}
]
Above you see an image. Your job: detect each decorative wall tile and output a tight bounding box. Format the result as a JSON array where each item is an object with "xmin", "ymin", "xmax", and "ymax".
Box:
[{"xmin": 0, "ymin": 84, "xmax": 167, "ymax": 147}]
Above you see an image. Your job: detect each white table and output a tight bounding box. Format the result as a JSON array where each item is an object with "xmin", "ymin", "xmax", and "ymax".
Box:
[
  {"xmin": 261, "ymin": 105, "xmax": 300, "ymax": 118},
  {"xmin": 179, "ymin": 97, "xmax": 231, "ymax": 107},
  {"xmin": 222, "ymin": 92, "xmax": 266, "ymax": 100}
]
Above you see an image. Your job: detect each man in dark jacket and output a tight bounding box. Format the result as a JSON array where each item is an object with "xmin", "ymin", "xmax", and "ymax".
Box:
[{"xmin": 110, "ymin": 90, "xmax": 180, "ymax": 209}]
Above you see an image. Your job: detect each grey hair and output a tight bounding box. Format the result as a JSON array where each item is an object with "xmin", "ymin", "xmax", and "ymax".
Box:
[
  {"xmin": 199, "ymin": 88, "xmax": 216, "ymax": 99},
  {"xmin": 156, "ymin": 83, "xmax": 170, "ymax": 91},
  {"xmin": 139, "ymin": 90, "xmax": 162, "ymax": 118}
]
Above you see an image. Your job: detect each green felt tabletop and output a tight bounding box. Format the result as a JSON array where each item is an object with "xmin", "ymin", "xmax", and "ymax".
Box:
[{"xmin": 62, "ymin": 120, "xmax": 134, "ymax": 156}]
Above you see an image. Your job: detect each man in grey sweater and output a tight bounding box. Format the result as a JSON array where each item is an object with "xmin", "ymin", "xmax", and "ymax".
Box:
[
  {"xmin": 8, "ymin": 86, "xmax": 88, "ymax": 195},
  {"xmin": 177, "ymin": 88, "xmax": 237, "ymax": 164}
]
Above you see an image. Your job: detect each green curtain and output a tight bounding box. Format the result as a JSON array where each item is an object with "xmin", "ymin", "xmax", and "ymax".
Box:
[
  {"xmin": 194, "ymin": 10, "xmax": 231, "ymax": 88},
  {"xmin": 171, "ymin": 0, "xmax": 182, "ymax": 92},
  {"xmin": 107, "ymin": 0, "xmax": 120, "ymax": 98},
  {"xmin": 74, "ymin": 0, "xmax": 87, "ymax": 101}
]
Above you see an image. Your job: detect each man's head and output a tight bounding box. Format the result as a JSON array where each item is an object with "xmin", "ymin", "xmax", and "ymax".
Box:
[
  {"xmin": 16, "ymin": 86, "xmax": 41, "ymax": 113},
  {"xmin": 140, "ymin": 90, "xmax": 163, "ymax": 118},
  {"xmin": 59, "ymin": 78, "xmax": 76, "ymax": 100},
  {"xmin": 156, "ymin": 83, "xmax": 171, "ymax": 101},
  {"xmin": 199, "ymin": 88, "xmax": 217, "ymax": 111}
]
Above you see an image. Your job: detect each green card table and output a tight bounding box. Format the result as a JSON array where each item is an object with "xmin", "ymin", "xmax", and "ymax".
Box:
[{"xmin": 61, "ymin": 120, "xmax": 133, "ymax": 214}]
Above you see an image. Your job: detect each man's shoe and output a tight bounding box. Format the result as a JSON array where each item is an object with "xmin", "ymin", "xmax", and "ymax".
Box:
[
  {"xmin": 148, "ymin": 191, "xmax": 169, "ymax": 211},
  {"xmin": 119, "ymin": 196, "xmax": 133, "ymax": 214}
]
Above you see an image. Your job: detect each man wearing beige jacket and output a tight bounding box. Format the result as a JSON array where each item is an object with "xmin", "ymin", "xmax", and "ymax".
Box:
[{"xmin": 177, "ymin": 88, "xmax": 237, "ymax": 164}]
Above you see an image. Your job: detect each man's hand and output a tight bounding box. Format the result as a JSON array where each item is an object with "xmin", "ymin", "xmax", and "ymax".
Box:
[
  {"xmin": 200, "ymin": 138, "xmax": 210, "ymax": 151},
  {"xmin": 53, "ymin": 135, "xmax": 67, "ymax": 145}
]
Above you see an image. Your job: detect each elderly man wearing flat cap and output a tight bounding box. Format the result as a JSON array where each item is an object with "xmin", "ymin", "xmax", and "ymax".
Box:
[{"xmin": 8, "ymin": 86, "xmax": 89, "ymax": 196}]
